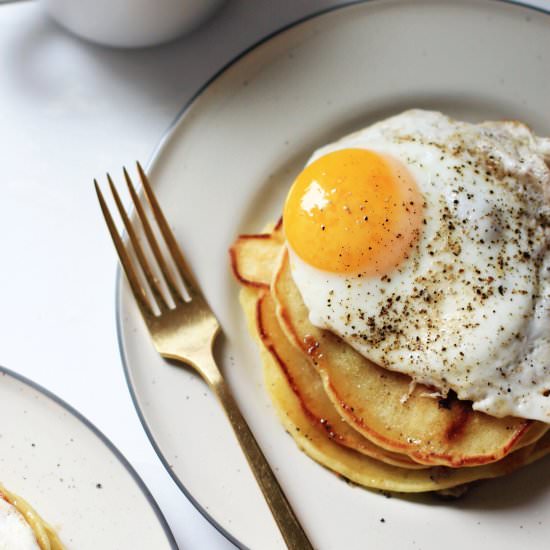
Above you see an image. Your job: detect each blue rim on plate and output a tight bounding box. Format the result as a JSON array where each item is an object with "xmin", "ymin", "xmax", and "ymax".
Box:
[
  {"xmin": 0, "ymin": 364, "xmax": 178, "ymax": 550},
  {"xmin": 115, "ymin": 1, "xmax": 550, "ymax": 548}
]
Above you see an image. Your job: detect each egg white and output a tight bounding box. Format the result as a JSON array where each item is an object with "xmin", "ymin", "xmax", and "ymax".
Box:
[
  {"xmin": 288, "ymin": 110, "xmax": 550, "ymax": 421},
  {"xmin": 0, "ymin": 498, "xmax": 40, "ymax": 550}
]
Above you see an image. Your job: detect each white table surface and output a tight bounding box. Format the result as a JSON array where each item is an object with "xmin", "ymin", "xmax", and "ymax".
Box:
[{"xmin": 0, "ymin": 1, "xmax": 547, "ymax": 549}]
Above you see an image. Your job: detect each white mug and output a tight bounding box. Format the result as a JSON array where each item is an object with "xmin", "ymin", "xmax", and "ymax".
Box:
[{"xmin": 43, "ymin": 0, "xmax": 225, "ymax": 48}]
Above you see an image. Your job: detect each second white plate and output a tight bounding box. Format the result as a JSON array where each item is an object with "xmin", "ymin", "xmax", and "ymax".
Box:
[
  {"xmin": 117, "ymin": 1, "xmax": 550, "ymax": 549},
  {"xmin": 0, "ymin": 366, "xmax": 176, "ymax": 550}
]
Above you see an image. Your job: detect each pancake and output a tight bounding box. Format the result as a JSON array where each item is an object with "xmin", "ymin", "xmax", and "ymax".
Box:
[{"xmin": 229, "ymin": 220, "xmax": 284, "ymax": 290}]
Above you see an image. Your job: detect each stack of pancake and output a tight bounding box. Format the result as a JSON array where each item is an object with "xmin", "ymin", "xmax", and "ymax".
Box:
[{"xmin": 230, "ymin": 222, "xmax": 550, "ymax": 494}]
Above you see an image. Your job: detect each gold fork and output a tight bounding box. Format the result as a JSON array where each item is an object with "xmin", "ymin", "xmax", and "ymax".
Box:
[{"xmin": 95, "ymin": 162, "xmax": 313, "ymax": 550}]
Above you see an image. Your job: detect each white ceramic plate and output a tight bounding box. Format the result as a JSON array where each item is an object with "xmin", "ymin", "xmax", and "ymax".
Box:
[
  {"xmin": 0, "ymin": 366, "xmax": 177, "ymax": 550},
  {"xmin": 117, "ymin": 1, "xmax": 550, "ymax": 548}
]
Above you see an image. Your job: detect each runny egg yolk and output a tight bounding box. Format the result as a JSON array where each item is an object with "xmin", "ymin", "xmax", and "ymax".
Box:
[{"xmin": 283, "ymin": 148, "xmax": 424, "ymax": 275}]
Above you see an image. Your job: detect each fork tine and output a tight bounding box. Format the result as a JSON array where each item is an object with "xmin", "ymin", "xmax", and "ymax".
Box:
[
  {"xmin": 107, "ymin": 173, "xmax": 169, "ymax": 312},
  {"xmin": 94, "ymin": 180, "xmax": 155, "ymax": 318},
  {"xmin": 136, "ymin": 161, "xmax": 202, "ymax": 299},
  {"xmin": 123, "ymin": 167, "xmax": 184, "ymax": 305}
]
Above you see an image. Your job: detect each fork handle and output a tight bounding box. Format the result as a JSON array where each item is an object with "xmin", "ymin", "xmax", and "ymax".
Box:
[{"xmin": 211, "ymin": 377, "xmax": 314, "ymax": 550}]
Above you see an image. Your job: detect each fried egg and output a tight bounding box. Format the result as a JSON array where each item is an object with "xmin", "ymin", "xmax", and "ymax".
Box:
[
  {"xmin": 283, "ymin": 110, "xmax": 550, "ymax": 422},
  {"xmin": 0, "ymin": 497, "xmax": 40, "ymax": 550}
]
